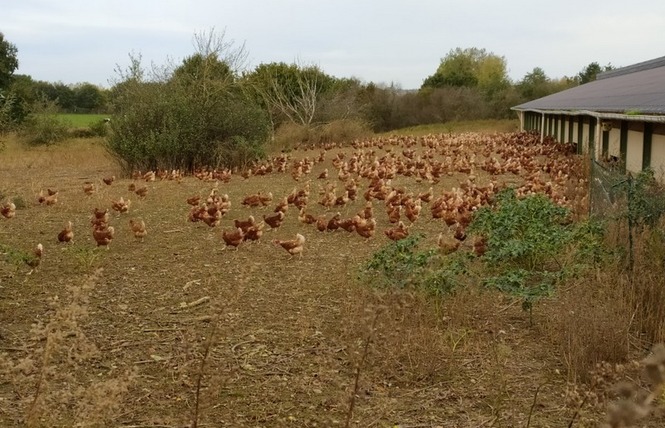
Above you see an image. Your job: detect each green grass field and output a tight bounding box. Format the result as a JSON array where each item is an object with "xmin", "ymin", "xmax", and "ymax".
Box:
[{"xmin": 56, "ymin": 113, "xmax": 109, "ymax": 127}]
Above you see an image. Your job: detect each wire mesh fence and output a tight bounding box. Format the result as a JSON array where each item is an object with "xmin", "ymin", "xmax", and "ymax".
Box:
[
  {"xmin": 589, "ymin": 159, "xmax": 626, "ymax": 220},
  {"xmin": 589, "ymin": 158, "xmax": 665, "ymax": 271}
]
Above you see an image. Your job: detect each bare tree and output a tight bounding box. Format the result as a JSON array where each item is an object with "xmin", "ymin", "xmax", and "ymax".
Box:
[
  {"xmin": 249, "ymin": 61, "xmax": 330, "ymax": 128},
  {"xmin": 192, "ymin": 28, "xmax": 249, "ymax": 75}
]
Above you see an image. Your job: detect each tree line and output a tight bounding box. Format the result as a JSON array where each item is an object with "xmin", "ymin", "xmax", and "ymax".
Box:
[
  {"xmin": 0, "ymin": 30, "xmax": 616, "ymax": 168},
  {"xmin": 0, "ymin": 31, "xmax": 614, "ymax": 133}
]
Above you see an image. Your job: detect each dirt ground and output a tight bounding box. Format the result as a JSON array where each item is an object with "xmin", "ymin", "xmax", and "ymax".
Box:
[{"xmin": 0, "ymin": 134, "xmax": 659, "ymax": 427}]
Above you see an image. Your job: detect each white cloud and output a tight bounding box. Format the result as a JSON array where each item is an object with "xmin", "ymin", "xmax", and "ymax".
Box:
[{"xmin": 2, "ymin": 0, "xmax": 665, "ymax": 89}]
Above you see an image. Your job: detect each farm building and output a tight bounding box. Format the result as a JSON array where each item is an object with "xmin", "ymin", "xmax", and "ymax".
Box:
[{"xmin": 512, "ymin": 56, "xmax": 665, "ymax": 179}]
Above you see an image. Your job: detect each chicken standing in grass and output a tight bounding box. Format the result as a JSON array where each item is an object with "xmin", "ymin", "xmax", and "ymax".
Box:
[
  {"xmin": 385, "ymin": 221, "xmax": 409, "ymax": 241},
  {"xmin": 186, "ymin": 195, "xmax": 201, "ymax": 206},
  {"xmin": 24, "ymin": 243, "xmax": 43, "ymax": 270},
  {"xmin": 437, "ymin": 232, "xmax": 460, "ymax": 255},
  {"xmin": 83, "ymin": 182, "xmax": 95, "ymax": 195},
  {"xmin": 91, "ymin": 208, "xmax": 110, "ymax": 228},
  {"xmin": 354, "ymin": 216, "xmax": 376, "ymax": 240},
  {"xmin": 234, "ymin": 216, "xmax": 256, "ymax": 233},
  {"xmin": 263, "ymin": 211, "xmax": 285, "ymax": 230},
  {"xmin": 129, "ymin": 218, "xmax": 147, "ymax": 241},
  {"xmin": 273, "ymin": 196, "xmax": 289, "ymax": 214},
  {"xmin": 57, "ymin": 221, "xmax": 74, "ymax": 243},
  {"xmin": 298, "ymin": 208, "xmax": 318, "ymax": 225},
  {"xmin": 38, "ymin": 189, "xmax": 58, "ymax": 206},
  {"xmin": 274, "ymin": 233, "xmax": 305, "ymax": 257},
  {"xmin": 111, "ymin": 197, "xmax": 131, "ymax": 213},
  {"xmin": 244, "ymin": 222, "xmax": 265, "ymax": 242},
  {"xmin": 316, "ymin": 215, "xmax": 327, "ymax": 232},
  {"xmin": 134, "ymin": 185, "xmax": 148, "ymax": 199},
  {"xmin": 93, "ymin": 225, "xmax": 115, "ymax": 248},
  {"xmin": 1, "ymin": 201, "xmax": 16, "ymax": 219},
  {"xmin": 222, "ymin": 228, "xmax": 244, "ymax": 249}
]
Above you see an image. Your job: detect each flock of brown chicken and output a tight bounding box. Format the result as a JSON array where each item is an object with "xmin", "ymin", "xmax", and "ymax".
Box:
[{"xmin": 1, "ymin": 131, "xmax": 587, "ymax": 268}]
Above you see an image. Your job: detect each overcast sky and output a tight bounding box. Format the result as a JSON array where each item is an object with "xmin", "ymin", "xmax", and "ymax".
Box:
[{"xmin": 2, "ymin": 1, "xmax": 665, "ymax": 89}]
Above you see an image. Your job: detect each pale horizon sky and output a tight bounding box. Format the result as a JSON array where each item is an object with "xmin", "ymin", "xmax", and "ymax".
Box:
[{"xmin": 2, "ymin": 1, "xmax": 665, "ymax": 89}]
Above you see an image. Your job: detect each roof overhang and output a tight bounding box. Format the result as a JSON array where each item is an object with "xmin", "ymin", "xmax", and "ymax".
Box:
[{"xmin": 510, "ymin": 108, "xmax": 665, "ymax": 123}]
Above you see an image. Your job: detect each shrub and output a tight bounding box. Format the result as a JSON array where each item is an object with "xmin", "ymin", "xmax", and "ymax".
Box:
[
  {"xmin": 0, "ymin": 91, "xmax": 28, "ymax": 133},
  {"xmin": 359, "ymin": 234, "xmax": 437, "ymax": 289},
  {"xmin": 21, "ymin": 113, "xmax": 70, "ymax": 145},
  {"xmin": 68, "ymin": 127, "xmax": 96, "ymax": 139},
  {"xmin": 105, "ymin": 41, "xmax": 271, "ymax": 173},
  {"xmin": 19, "ymin": 99, "xmax": 69, "ymax": 145},
  {"xmin": 467, "ymin": 188, "xmax": 605, "ymax": 317},
  {"xmin": 106, "ymin": 77, "xmax": 269, "ymax": 172},
  {"xmin": 419, "ymin": 252, "xmax": 472, "ymax": 296},
  {"xmin": 88, "ymin": 119, "xmax": 110, "ymax": 137}
]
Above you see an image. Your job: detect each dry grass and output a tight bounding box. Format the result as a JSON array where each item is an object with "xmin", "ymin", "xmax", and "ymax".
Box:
[
  {"xmin": 543, "ymin": 274, "xmax": 633, "ymax": 383},
  {"xmin": 271, "ymin": 119, "xmax": 373, "ymax": 152},
  {"xmin": 0, "ymin": 130, "xmax": 663, "ymax": 427},
  {"xmin": 384, "ymin": 119, "xmax": 519, "ymax": 137},
  {"xmin": 625, "ymin": 222, "xmax": 665, "ymax": 343}
]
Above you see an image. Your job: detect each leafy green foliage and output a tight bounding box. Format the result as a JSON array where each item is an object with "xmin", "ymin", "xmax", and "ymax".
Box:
[
  {"xmin": 360, "ymin": 234, "xmax": 477, "ymax": 296},
  {"xmin": 105, "ymin": 51, "xmax": 270, "ymax": 172},
  {"xmin": 0, "ymin": 32, "xmax": 19, "ymax": 91},
  {"xmin": 0, "ymin": 91, "xmax": 28, "ymax": 133},
  {"xmin": 87, "ymin": 119, "xmax": 110, "ymax": 137},
  {"xmin": 467, "ymin": 188, "xmax": 605, "ymax": 312},
  {"xmin": 421, "ymin": 47, "xmax": 510, "ymax": 97},
  {"xmin": 20, "ymin": 99, "xmax": 70, "ymax": 145},
  {"xmin": 0, "ymin": 243, "xmax": 39, "ymax": 271},
  {"xmin": 577, "ymin": 61, "xmax": 614, "ymax": 84},
  {"xmin": 470, "ymin": 189, "xmax": 572, "ymax": 270},
  {"xmin": 360, "ymin": 234, "xmax": 437, "ymax": 289},
  {"xmin": 623, "ymin": 168, "xmax": 665, "ymax": 229},
  {"xmin": 516, "ymin": 67, "xmax": 577, "ymax": 101},
  {"xmin": 420, "ymin": 252, "xmax": 472, "ymax": 295}
]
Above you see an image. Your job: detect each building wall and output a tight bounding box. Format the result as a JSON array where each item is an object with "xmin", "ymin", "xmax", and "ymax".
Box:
[
  {"xmin": 581, "ymin": 121, "xmax": 590, "ymax": 154},
  {"xmin": 608, "ymin": 127, "xmax": 621, "ymax": 158},
  {"xmin": 626, "ymin": 131, "xmax": 644, "ymax": 174},
  {"xmin": 517, "ymin": 111, "xmax": 665, "ymax": 182},
  {"xmin": 652, "ymin": 131, "xmax": 665, "ymax": 180},
  {"xmin": 626, "ymin": 129, "xmax": 644, "ymax": 174},
  {"xmin": 650, "ymin": 125, "xmax": 665, "ymax": 183}
]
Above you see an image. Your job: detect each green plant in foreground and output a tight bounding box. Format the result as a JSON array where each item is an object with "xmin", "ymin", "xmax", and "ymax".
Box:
[
  {"xmin": 360, "ymin": 234, "xmax": 436, "ymax": 289},
  {"xmin": 468, "ymin": 188, "xmax": 605, "ymax": 318},
  {"xmin": 71, "ymin": 245, "xmax": 101, "ymax": 271}
]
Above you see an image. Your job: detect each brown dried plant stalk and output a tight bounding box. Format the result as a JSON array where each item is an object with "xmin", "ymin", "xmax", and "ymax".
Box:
[
  {"xmin": 344, "ymin": 310, "xmax": 380, "ymax": 428},
  {"xmin": 191, "ymin": 318, "xmax": 219, "ymax": 428},
  {"xmin": 604, "ymin": 343, "xmax": 665, "ymax": 428}
]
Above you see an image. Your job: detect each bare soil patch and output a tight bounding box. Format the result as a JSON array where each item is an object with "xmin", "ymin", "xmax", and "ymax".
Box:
[{"xmin": 0, "ymin": 134, "xmax": 659, "ymax": 427}]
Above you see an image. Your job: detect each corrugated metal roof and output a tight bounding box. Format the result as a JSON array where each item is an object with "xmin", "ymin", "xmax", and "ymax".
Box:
[{"xmin": 513, "ymin": 56, "xmax": 665, "ymax": 115}]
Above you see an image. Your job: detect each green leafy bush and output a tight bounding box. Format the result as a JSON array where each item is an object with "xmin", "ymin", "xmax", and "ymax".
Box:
[
  {"xmin": 360, "ymin": 234, "xmax": 437, "ymax": 289},
  {"xmin": 19, "ymin": 99, "xmax": 70, "ymax": 145},
  {"xmin": 419, "ymin": 252, "xmax": 472, "ymax": 295},
  {"xmin": 22, "ymin": 114, "xmax": 70, "ymax": 145},
  {"xmin": 84, "ymin": 119, "xmax": 110, "ymax": 138},
  {"xmin": 106, "ymin": 48, "xmax": 270, "ymax": 173},
  {"xmin": 68, "ymin": 127, "xmax": 96, "ymax": 138},
  {"xmin": 624, "ymin": 168, "xmax": 665, "ymax": 229},
  {"xmin": 0, "ymin": 91, "xmax": 28, "ymax": 133},
  {"xmin": 467, "ymin": 188, "xmax": 605, "ymax": 314}
]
